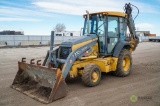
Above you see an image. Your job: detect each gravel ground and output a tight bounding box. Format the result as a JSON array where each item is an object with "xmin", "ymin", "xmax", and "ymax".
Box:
[{"xmin": 0, "ymin": 42, "xmax": 160, "ymax": 106}]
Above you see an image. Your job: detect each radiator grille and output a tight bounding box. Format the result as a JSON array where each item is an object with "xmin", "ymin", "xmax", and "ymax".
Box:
[{"xmin": 60, "ymin": 47, "xmax": 71, "ymax": 59}]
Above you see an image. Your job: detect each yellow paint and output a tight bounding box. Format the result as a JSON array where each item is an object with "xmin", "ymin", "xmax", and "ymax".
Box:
[
  {"xmin": 80, "ymin": 55, "xmax": 97, "ymax": 60},
  {"xmin": 69, "ymin": 57, "xmax": 118, "ymax": 78},
  {"xmin": 123, "ymin": 56, "xmax": 130, "ymax": 71},
  {"xmin": 69, "ymin": 66, "xmax": 78, "ymax": 78},
  {"xmin": 110, "ymin": 57, "xmax": 118, "ymax": 71},
  {"xmin": 92, "ymin": 57, "xmax": 118, "ymax": 72},
  {"xmin": 90, "ymin": 43, "xmax": 99, "ymax": 55},
  {"xmin": 92, "ymin": 71, "xmax": 99, "ymax": 82},
  {"xmin": 83, "ymin": 11, "xmax": 126, "ymax": 17},
  {"xmin": 72, "ymin": 38, "xmax": 98, "ymax": 51},
  {"xmin": 68, "ymin": 38, "xmax": 119, "ymax": 78},
  {"xmin": 129, "ymin": 39, "xmax": 138, "ymax": 52}
]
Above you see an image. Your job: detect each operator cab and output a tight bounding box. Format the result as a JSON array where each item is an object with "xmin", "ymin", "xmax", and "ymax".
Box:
[{"xmin": 83, "ymin": 12, "xmax": 127, "ymax": 56}]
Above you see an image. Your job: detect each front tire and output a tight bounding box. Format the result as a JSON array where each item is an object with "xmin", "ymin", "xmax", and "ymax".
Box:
[
  {"xmin": 82, "ymin": 63, "xmax": 101, "ymax": 87},
  {"xmin": 113, "ymin": 49, "xmax": 132, "ymax": 77}
]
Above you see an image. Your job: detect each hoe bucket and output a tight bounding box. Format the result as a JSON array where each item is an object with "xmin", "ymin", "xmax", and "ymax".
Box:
[{"xmin": 11, "ymin": 61, "xmax": 67, "ymax": 104}]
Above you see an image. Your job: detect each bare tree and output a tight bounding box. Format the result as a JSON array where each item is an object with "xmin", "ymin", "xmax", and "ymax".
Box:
[{"xmin": 54, "ymin": 23, "xmax": 66, "ymax": 32}]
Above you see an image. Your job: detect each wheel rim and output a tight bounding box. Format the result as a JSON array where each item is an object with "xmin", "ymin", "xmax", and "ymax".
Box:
[
  {"xmin": 123, "ymin": 56, "xmax": 130, "ymax": 71},
  {"xmin": 92, "ymin": 71, "xmax": 99, "ymax": 82}
]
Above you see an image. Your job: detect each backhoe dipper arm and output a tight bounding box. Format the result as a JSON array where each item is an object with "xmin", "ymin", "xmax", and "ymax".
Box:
[{"xmin": 124, "ymin": 3, "xmax": 139, "ymax": 50}]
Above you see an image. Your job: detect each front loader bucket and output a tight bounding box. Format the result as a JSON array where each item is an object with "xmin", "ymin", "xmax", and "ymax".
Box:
[{"xmin": 11, "ymin": 60, "xmax": 67, "ymax": 104}]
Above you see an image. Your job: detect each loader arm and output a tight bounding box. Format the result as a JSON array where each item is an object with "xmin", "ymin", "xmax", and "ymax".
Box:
[{"xmin": 124, "ymin": 3, "xmax": 139, "ymax": 51}]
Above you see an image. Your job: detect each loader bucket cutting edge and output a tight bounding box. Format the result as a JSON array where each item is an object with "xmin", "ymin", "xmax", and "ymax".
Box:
[{"xmin": 11, "ymin": 62, "xmax": 67, "ymax": 104}]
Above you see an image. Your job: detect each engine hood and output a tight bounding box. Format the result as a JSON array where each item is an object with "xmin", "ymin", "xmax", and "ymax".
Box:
[{"xmin": 61, "ymin": 34, "xmax": 97, "ymax": 47}]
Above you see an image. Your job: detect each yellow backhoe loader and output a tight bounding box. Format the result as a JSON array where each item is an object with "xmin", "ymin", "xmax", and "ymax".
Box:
[{"xmin": 11, "ymin": 3, "xmax": 139, "ymax": 104}]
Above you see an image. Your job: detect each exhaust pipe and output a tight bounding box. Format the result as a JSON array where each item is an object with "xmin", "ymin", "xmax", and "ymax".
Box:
[{"xmin": 86, "ymin": 10, "xmax": 90, "ymax": 35}]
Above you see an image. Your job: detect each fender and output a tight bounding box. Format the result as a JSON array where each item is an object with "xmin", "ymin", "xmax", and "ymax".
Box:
[{"xmin": 113, "ymin": 41, "xmax": 131, "ymax": 57}]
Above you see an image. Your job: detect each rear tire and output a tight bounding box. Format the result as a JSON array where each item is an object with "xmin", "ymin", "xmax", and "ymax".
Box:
[
  {"xmin": 113, "ymin": 49, "xmax": 132, "ymax": 77},
  {"xmin": 82, "ymin": 63, "xmax": 101, "ymax": 87}
]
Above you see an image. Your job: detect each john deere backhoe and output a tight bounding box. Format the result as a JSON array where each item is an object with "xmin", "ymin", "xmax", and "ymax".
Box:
[{"xmin": 11, "ymin": 3, "xmax": 139, "ymax": 104}]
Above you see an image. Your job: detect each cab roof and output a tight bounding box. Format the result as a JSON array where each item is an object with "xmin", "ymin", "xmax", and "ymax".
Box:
[{"xmin": 83, "ymin": 11, "xmax": 126, "ymax": 17}]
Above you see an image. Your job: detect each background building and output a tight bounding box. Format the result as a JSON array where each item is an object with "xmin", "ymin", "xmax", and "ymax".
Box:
[
  {"xmin": 55, "ymin": 31, "xmax": 80, "ymax": 36},
  {"xmin": 136, "ymin": 31, "xmax": 156, "ymax": 36},
  {"xmin": 0, "ymin": 30, "xmax": 24, "ymax": 35}
]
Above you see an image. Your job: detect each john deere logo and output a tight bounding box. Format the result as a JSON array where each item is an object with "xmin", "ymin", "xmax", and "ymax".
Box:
[{"xmin": 130, "ymin": 95, "xmax": 138, "ymax": 102}]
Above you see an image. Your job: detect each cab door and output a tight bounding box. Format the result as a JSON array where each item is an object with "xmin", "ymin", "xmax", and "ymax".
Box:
[
  {"xmin": 97, "ymin": 16, "xmax": 106, "ymax": 55},
  {"xmin": 107, "ymin": 16, "xmax": 119, "ymax": 54}
]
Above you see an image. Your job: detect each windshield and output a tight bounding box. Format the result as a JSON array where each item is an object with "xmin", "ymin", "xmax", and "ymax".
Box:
[{"xmin": 83, "ymin": 15, "xmax": 106, "ymax": 35}]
